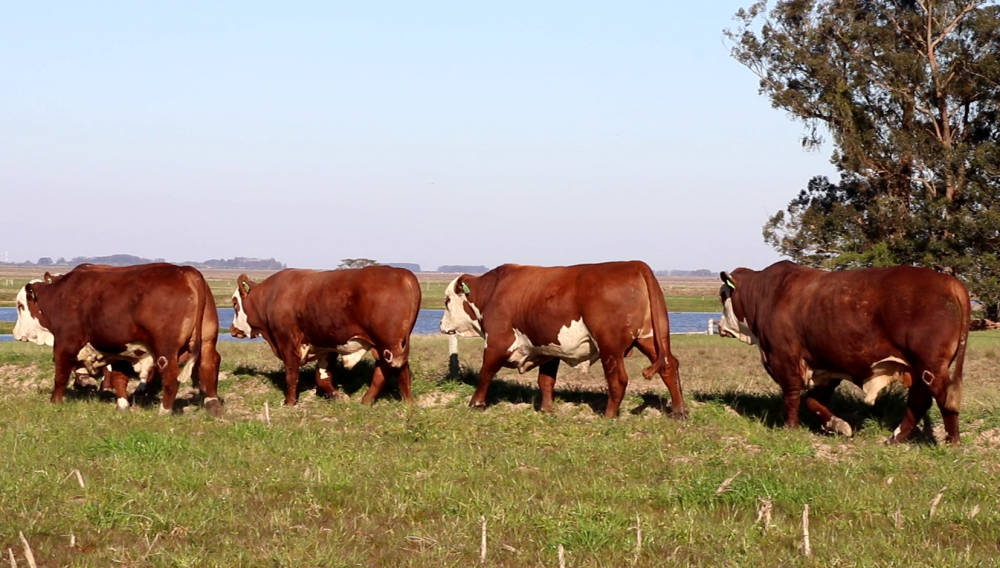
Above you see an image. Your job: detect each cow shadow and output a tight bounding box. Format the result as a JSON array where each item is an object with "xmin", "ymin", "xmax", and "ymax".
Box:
[
  {"xmin": 446, "ymin": 366, "xmax": 634, "ymax": 415},
  {"xmin": 628, "ymin": 393, "xmax": 687, "ymax": 417},
  {"xmin": 65, "ymin": 376, "xmax": 201, "ymax": 413},
  {"xmin": 234, "ymin": 358, "xmax": 400, "ymax": 401},
  {"xmin": 693, "ymin": 384, "xmax": 932, "ymax": 440}
]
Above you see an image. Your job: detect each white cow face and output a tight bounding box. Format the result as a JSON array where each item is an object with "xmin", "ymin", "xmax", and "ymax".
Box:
[
  {"xmin": 13, "ymin": 280, "xmax": 54, "ymax": 346},
  {"xmin": 718, "ymin": 273, "xmax": 757, "ymax": 345},
  {"xmin": 439, "ymin": 276, "xmax": 484, "ymax": 338},
  {"xmin": 230, "ymin": 289, "xmax": 253, "ymax": 338}
]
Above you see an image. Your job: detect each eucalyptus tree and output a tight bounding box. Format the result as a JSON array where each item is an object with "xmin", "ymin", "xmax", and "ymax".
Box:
[{"xmin": 726, "ymin": 0, "xmax": 1000, "ymax": 317}]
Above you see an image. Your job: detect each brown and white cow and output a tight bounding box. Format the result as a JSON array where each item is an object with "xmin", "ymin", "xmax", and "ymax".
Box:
[
  {"xmin": 229, "ymin": 266, "xmax": 421, "ymax": 406},
  {"xmin": 718, "ymin": 261, "xmax": 970, "ymax": 443},
  {"xmin": 14, "ymin": 263, "xmax": 223, "ymax": 416},
  {"xmin": 438, "ymin": 262, "xmax": 687, "ymax": 417}
]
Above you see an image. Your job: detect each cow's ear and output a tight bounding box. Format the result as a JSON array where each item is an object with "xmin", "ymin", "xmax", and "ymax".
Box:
[
  {"xmin": 720, "ymin": 271, "xmax": 736, "ymax": 290},
  {"xmin": 455, "ymin": 276, "xmax": 471, "ymax": 295},
  {"xmin": 43, "ymin": 272, "xmax": 53, "ymax": 284},
  {"xmin": 237, "ymin": 274, "xmax": 254, "ymax": 296},
  {"xmin": 25, "ymin": 283, "xmax": 36, "ymax": 302}
]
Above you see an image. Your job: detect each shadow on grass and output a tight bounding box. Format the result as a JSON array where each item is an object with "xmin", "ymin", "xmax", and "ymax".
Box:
[
  {"xmin": 233, "ymin": 359, "xmax": 401, "ymax": 402},
  {"xmin": 692, "ymin": 384, "xmax": 938, "ymax": 441},
  {"xmin": 63, "ymin": 374, "xmax": 203, "ymax": 414},
  {"xmin": 629, "ymin": 393, "xmax": 686, "ymax": 417},
  {"xmin": 443, "ymin": 365, "xmax": 684, "ymax": 416}
]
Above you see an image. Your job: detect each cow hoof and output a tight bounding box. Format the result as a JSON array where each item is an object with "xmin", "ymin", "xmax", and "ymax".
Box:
[
  {"xmin": 204, "ymin": 397, "xmax": 224, "ymax": 418},
  {"xmin": 671, "ymin": 408, "xmax": 690, "ymax": 420},
  {"xmin": 823, "ymin": 417, "xmax": 853, "ymax": 437},
  {"xmin": 116, "ymin": 397, "xmax": 130, "ymax": 411},
  {"xmin": 469, "ymin": 401, "xmax": 487, "ymax": 411},
  {"xmin": 332, "ymin": 392, "xmax": 350, "ymax": 403}
]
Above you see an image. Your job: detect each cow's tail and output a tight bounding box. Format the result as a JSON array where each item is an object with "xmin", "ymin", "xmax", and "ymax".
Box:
[
  {"xmin": 179, "ymin": 271, "xmax": 207, "ymax": 386},
  {"xmin": 639, "ymin": 262, "xmax": 672, "ymax": 380},
  {"xmin": 945, "ymin": 281, "xmax": 971, "ymax": 413}
]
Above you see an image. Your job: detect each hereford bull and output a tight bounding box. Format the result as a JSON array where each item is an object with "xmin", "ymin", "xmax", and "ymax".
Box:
[
  {"xmin": 13, "ymin": 263, "xmax": 222, "ymax": 416},
  {"xmin": 718, "ymin": 261, "xmax": 970, "ymax": 443},
  {"xmin": 438, "ymin": 262, "xmax": 687, "ymax": 417},
  {"xmin": 229, "ymin": 266, "xmax": 421, "ymax": 406}
]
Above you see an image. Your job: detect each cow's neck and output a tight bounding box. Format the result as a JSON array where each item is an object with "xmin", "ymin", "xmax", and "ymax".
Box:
[{"xmin": 467, "ymin": 272, "xmax": 500, "ymax": 313}]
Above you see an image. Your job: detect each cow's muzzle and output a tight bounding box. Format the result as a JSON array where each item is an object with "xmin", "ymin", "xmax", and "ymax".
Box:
[{"xmin": 230, "ymin": 324, "xmax": 246, "ymax": 339}]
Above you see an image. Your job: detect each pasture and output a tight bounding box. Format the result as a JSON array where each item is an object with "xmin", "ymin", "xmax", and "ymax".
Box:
[
  {"xmin": 0, "ymin": 269, "xmax": 723, "ymax": 312},
  {"xmin": 2, "ymin": 333, "xmax": 1000, "ymax": 566}
]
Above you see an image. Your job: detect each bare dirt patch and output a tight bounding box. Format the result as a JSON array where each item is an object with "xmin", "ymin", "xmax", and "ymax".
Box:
[
  {"xmin": 975, "ymin": 428, "xmax": 1000, "ymax": 448},
  {"xmin": 417, "ymin": 391, "xmax": 459, "ymax": 408},
  {"xmin": 812, "ymin": 442, "xmax": 854, "ymax": 462},
  {"xmin": 0, "ymin": 364, "xmax": 46, "ymax": 390}
]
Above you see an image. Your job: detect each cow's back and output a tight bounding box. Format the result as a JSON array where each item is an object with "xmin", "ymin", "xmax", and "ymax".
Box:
[
  {"xmin": 49, "ymin": 264, "xmax": 208, "ymax": 349},
  {"xmin": 257, "ymin": 267, "xmax": 420, "ymax": 347},
  {"xmin": 486, "ymin": 262, "xmax": 656, "ymax": 339}
]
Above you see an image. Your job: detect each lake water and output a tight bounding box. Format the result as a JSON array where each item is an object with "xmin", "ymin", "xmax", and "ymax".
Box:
[{"xmin": 0, "ymin": 307, "xmax": 721, "ymax": 342}]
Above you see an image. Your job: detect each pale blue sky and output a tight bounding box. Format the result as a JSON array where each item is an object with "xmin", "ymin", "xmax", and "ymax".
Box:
[{"xmin": 1, "ymin": 1, "xmax": 836, "ymax": 271}]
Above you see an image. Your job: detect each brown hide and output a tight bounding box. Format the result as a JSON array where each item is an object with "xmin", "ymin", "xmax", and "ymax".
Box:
[
  {"xmin": 721, "ymin": 260, "xmax": 970, "ymax": 443},
  {"xmin": 452, "ymin": 261, "xmax": 686, "ymax": 418},
  {"xmin": 24, "ymin": 263, "xmax": 221, "ymax": 414},
  {"xmin": 234, "ymin": 266, "xmax": 421, "ymax": 406}
]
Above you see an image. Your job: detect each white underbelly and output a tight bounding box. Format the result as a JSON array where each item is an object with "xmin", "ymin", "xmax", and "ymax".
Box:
[
  {"xmin": 299, "ymin": 337, "xmax": 373, "ymax": 370},
  {"xmin": 803, "ymin": 356, "xmax": 911, "ymax": 405},
  {"xmin": 76, "ymin": 342, "xmax": 156, "ymax": 380},
  {"xmin": 507, "ymin": 318, "xmax": 600, "ymax": 374}
]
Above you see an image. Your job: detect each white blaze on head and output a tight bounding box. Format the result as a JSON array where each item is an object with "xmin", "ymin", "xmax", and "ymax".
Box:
[
  {"xmin": 231, "ymin": 289, "xmax": 252, "ymax": 337},
  {"xmin": 13, "ymin": 280, "xmax": 54, "ymax": 346},
  {"xmin": 438, "ymin": 276, "xmax": 483, "ymax": 338},
  {"xmin": 719, "ymin": 297, "xmax": 757, "ymax": 345}
]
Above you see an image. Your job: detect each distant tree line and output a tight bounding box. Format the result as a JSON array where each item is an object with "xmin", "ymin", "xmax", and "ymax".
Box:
[
  {"xmin": 11, "ymin": 255, "xmax": 286, "ymax": 270},
  {"xmin": 654, "ymin": 269, "xmax": 715, "ymax": 277}
]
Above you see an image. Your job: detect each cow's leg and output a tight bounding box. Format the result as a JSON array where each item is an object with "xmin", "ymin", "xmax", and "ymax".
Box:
[
  {"xmin": 890, "ymin": 361, "xmax": 958, "ymax": 444},
  {"xmin": 760, "ymin": 356, "xmax": 806, "ymax": 429},
  {"xmin": 315, "ymin": 354, "xmax": 349, "ymax": 402},
  {"xmin": 110, "ymin": 369, "xmax": 130, "ymax": 410},
  {"xmin": 919, "ymin": 361, "xmax": 961, "ymax": 444},
  {"xmin": 51, "ymin": 349, "xmax": 74, "ymax": 403},
  {"xmin": 361, "ymin": 361, "xmax": 387, "ymax": 405},
  {"xmin": 100, "ymin": 367, "xmax": 113, "ymax": 391},
  {"xmin": 537, "ymin": 359, "xmax": 559, "ymax": 413},
  {"xmin": 601, "ymin": 354, "xmax": 629, "ymax": 418},
  {"xmin": 199, "ymin": 346, "xmax": 224, "ymax": 417},
  {"xmin": 804, "ymin": 380, "xmax": 851, "ymax": 436},
  {"xmin": 156, "ymin": 355, "xmax": 181, "ymax": 414},
  {"xmin": 396, "ymin": 361, "xmax": 414, "ymax": 405},
  {"xmin": 470, "ymin": 349, "xmax": 506, "ymax": 410},
  {"xmin": 936, "ymin": 392, "xmax": 961, "ymax": 445},
  {"xmin": 635, "ymin": 338, "xmax": 687, "ymax": 418},
  {"xmin": 888, "ymin": 379, "xmax": 933, "ymax": 444},
  {"xmin": 282, "ymin": 358, "xmax": 301, "ymax": 406}
]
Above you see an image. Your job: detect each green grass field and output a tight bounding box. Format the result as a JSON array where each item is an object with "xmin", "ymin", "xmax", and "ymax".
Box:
[{"xmin": 2, "ymin": 334, "xmax": 999, "ymax": 566}]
